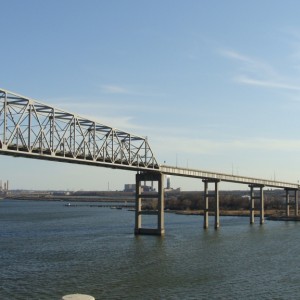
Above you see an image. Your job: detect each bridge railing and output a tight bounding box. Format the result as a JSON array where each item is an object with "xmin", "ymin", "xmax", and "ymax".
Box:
[
  {"xmin": 160, "ymin": 165, "xmax": 299, "ymax": 189},
  {"xmin": 0, "ymin": 89, "xmax": 159, "ymax": 171}
]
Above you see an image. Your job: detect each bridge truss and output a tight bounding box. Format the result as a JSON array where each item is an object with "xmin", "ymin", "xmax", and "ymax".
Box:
[{"xmin": 0, "ymin": 89, "xmax": 159, "ymax": 171}]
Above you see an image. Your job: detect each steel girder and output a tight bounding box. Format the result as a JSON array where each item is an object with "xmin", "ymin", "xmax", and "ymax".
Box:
[{"xmin": 0, "ymin": 89, "xmax": 159, "ymax": 171}]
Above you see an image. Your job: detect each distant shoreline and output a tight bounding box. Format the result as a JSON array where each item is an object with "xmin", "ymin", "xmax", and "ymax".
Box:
[
  {"xmin": 4, "ymin": 198, "xmax": 298, "ymax": 221},
  {"xmin": 4, "ymin": 195, "xmax": 135, "ymax": 202}
]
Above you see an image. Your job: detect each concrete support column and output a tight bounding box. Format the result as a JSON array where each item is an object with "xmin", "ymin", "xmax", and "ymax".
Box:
[
  {"xmin": 203, "ymin": 179, "xmax": 220, "ymax": 229},
  {"xmin": 203, "ymin": 181, "xmax": 209, "ymax": 229},
  {"xmin": 260, "ymin": 187, "xmax": 264, "ymax": 225},
  {"xmin": 286, "ymin": 189, "xmax": 290, "ymax": 217},
  {"xmin": 134, "ymin": 172, "xmax": 165, "ymax": 236},
  {"xmin": 157, "ymin": 174, "xmax": 165, "ymax": 233},
  {"xmin": 249, "ymin": 184, "xmax": 264, "ymax": 225},
  {"xmin": 295, "ymin": 190, "xmax": 299, "ymax": 217},
  {"xmin": 214, "ymin": 181, "xmax": 220, "ymax": 229},
  {"xmin": 135, "ymin": 179, "xmax": 142, "ymax": 233},
  {"xmin": 285, "ymin": 189, "xmax": 299, "ymax": 217},
  {"xmin": 249, "ymin": 186, "xmax": 255, "ymax": 224}
]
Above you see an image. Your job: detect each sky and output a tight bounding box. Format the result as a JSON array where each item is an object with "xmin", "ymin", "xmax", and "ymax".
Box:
[{"xmin": 2, "ymin": 0, "xmax": 300, "ymax": 191}]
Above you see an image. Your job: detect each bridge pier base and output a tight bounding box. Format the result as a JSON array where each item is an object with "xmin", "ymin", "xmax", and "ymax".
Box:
[
  {"xmin": 203, "ymin": 179, "xmax": 220, "ymax": 229},
  {"xmin": 134, "ymin": 172, "xmax": 165, "ymax": 236},
  {"xmin": 249, "ymin": 185, "xmax": 264, "ymax": 224},
  {"xmin": 285, "ymin": 189, "xmax": 299, "ymax": 217}
]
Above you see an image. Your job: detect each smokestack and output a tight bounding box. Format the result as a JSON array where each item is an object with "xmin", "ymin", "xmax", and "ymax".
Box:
[
  {"xmin": 6, "ymin": 180, "xmax": 9, "ymax": 191},
  {"xmin": 167, "ymin": 176, "xmax": 171, "ymax": 189}
]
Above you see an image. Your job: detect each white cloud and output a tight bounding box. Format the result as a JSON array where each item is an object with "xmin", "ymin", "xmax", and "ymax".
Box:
[
  {"xmin": 99, "ymin": 84, "xmax": 169, "ymax": 98},
  {"xmin": 220, "ymin": 49, "xmax": 277, "ymax": 77},
  {"xmin": 220, "ymin": 48, "xmax": 300, "ymax": 92},
  {"xmin": 101, "ymin": 85, "xmax": 130, "ymax": 94},
  {"xmin": 48, "ymin": 95, "xmax": 186, "ymax": 135},
  {"xmin": 41, "ymin": 97, "xmax": 145, "ymax": 132},
  {"xmin": 81, "ymin": 114, "xmax": 143, "ymax": 132},
  {"xmin": 235, "ymin": 75, "xmax": 300, "ymax": 91},
  {"xmin": 55, "ymin": 100, "xmax": 157, "ymax": 114},
  {"xmin": 221, "ymin": 49, "xmax": 257, "ymax": 65}
]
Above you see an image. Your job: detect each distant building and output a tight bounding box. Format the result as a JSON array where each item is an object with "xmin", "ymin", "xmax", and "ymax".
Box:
[
  {"xmin": 142, "ymin": 185, "xmax": 155, "ymax": 192},
  {"xmin": 166, "ymin": 176, "xmax": 171, "ymax": 189},
  {"xmin": 125, "ymin": 177, "xmax": 180, "ymax": 193},
  {"xmin": 0, "ymin": 180, "xmax": 9, "ymax": 192},
  {"xmin": 124, "ymin": 184, "xmax": 136, "ymax": 192},
  {"xmin": 124, "ymin": 184, "xmax": 155, "ymax": 192},
  {"xmin": 165, "ymin": 175, "xmax": 178, "ymax": 192}
]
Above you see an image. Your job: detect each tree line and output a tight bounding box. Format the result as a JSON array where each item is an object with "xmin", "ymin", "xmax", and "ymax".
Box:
[{"xmin": 143, "ymin": 190, "xmax": 288, "ymax": 211}]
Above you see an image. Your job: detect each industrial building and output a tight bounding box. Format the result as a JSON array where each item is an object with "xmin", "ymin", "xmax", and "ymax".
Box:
[
  {"xmin": 124, "ymin": 176, "xmax": 178, "ymax": 193},
  {"xmin": 0, "ymin": 180, "xmax": 9, "ymax": 192},
  {"xmin": 124, "ymin": 184, "xmax": 155, "ymax": 193}
]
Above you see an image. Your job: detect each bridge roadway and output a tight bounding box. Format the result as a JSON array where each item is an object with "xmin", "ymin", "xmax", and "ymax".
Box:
[
  {"xmin": 0, "ymin": 145, "xmax": 298, "ymax": 189},
  {"xmin": 160, "ymin": 165, "xmax": 299, "ymax": 189}
]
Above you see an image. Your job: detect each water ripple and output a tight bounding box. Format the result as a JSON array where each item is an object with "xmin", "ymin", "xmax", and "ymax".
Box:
[{"xmin": 1, "ymin": 201, "xmax": 300, "ymax": 299}]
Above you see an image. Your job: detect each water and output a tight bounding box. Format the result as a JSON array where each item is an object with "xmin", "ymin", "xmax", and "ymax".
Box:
[{"xmin": 1, "ymin": 200, "xmax": 300, "ymax": 299}]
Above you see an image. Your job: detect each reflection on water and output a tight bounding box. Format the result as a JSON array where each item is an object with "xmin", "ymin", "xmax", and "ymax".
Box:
[{"xmin": 1, "ymin": 200, "xmax": 300, "ymax": 299}]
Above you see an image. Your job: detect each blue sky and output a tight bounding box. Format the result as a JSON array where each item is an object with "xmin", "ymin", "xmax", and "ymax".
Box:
[{"xmin": 2, "ymin": 0, "xmax": 300, "ymax": 190}]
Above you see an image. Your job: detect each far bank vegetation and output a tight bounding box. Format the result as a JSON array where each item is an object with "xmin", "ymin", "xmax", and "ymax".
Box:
[{"xmin": 143, "ymin": 190, "xmax": 287, "ymax": 211}]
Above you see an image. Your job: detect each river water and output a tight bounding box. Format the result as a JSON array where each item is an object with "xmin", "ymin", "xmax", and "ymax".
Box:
[{"xmin": 1, "ymin": 199, "xmax": 300, "ymax": 299}]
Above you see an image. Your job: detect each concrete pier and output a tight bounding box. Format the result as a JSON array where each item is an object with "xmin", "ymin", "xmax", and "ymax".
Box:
[
  {"xmin": 203, "ymin": 180, "xmax": 209, "ymax": 229},
  {"xmin": 203, "ymin": 179, "xmax": 220, "ymax": 229},
  {"xmin": 249, "ymin": 186, "xmax": 255, "ymax": 224},
  {"xmin": 249, "ymin": 185, "xmax": 264, "ymax": 224},
  {"xmin": 134, "ymin": 172, "xmax": 165, "ymax": 236},
  {"xmin": 286, "ymin": 189, "xmax": 290, "ymax": 217},
  {"xmin": 260, "ymin": 187, "xmax": 264, "ymax": 224},
  {"xmin": 295, "ymin": 190, "xmax": 299, "ymax": 216},
  {"xmin": 285, "ymin": 189, "xmax": 299, "ymax": 217}
]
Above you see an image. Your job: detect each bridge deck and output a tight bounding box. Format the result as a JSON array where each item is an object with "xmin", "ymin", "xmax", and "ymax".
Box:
[{"xmin": 160, "ymin": 165, "xmax": 299, "ymax": 189}]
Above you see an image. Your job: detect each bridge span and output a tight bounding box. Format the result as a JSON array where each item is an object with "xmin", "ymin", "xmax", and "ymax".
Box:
[
  {"xmin": 0, "ymin": 88, "xmax": 299, "ymax": 235},
  {"xmin": 160, "ymin": 165, "xmax": 299, "ymax": 189}
]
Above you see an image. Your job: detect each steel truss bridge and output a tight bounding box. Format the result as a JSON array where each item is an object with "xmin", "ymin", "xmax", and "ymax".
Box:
[
  {"xmin": 0, "ymin": 88, "xmax": 299, "ymax": 235},
  {"xmin": 0, "ymin": 89, "xmax": 158, "ymax": 171}
]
